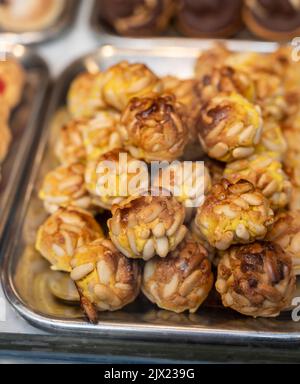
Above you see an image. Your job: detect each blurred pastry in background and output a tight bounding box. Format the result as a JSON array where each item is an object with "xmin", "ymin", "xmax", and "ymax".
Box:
[
  {"xmin": 0, "ymin": 0, "xmax": 64, "ymax": 32},
  {"xmin": 142, "ymin": 234, "xmax": 214, "ymax": 313},
  {"xmin": 243, "ymin": 0, "xmax": 300, "ymax": 41},
  {"xmin": 176, "ymin": 0, "xmax": 243, "ymax": 38},
  {"xmin": 100, "ymin": 0, "xmax": 175, "ymax": 37},
  {"xmin": 216, "ymin": 241, "xmax": 296, "ymax": 317},
  {"xmin": 0, "ymin": 58, "xmax": 25, "ymax": 109}
]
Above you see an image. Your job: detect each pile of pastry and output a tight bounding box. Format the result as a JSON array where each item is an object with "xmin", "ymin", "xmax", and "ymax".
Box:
[
  {"xmin": 36, "ymin": 44, "xmax": 300, "ymax": 322},
  {"xmin": 0, "ymin": 0, "xmax": 64, "ymax": 32},
  {"xmin": 0, "ymin": 58, "xmax": 24, "ymax": 181},
  {"xmin": 99, "ymin": 0, "xmax": 300, "ymax": 41}
]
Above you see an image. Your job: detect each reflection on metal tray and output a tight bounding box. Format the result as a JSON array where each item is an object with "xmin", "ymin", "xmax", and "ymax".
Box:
[
  {"xmin": 3, "ymin": 41, "xmax": 300, "ymax": 345},
  {"xmin": 0, "ymin": 0, "xmax": 80, "ymax": 45},
  {"xmin": 0, "ymin": 43, "xmax": 49, "ymax": 245},
  {"xmin": 91, "ymin": 0, "xmax": 268, "ymax": 45}
]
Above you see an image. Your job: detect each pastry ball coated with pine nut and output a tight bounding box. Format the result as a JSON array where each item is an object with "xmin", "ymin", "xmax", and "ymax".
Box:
[
  {"xmin": 39, "ymin": 163, "xmax": 95, "ymax": 214},
  {"xmin": 119, "ymin": 94, "xmax": 188, "ymax": 162},
  {"xmin": 267, "ymin": 211, "xmax": 300, "ymax": 276},
  {"xmin": 255, "ymin": 119, "xmax": 287, "ymax": 161},
  {"xmin": 82, "ymin": 109, "xmax": 122, "ymax": 160},
  {"xmin": 108, "ymin": 195, "xmax": 188, "ymax": 261},
  {"xmin": 85, "ymin": 148, "xmax": 148, "ymax": 210},
  {"xmin": 101, "ymin": 61, "xmax": 162, "ymax": 111},
  {"xmin": 197, "ymin": 93, "xmax": 263, "ymax": 162},
  {"xmin": 224, "ymin": 153, "xmax": 292, "ymax": 210},
  {"xmin": 194, "ymin": 44, "xmax": 231, "ymax": 80},
  {"xmin": 195, "ymin": 66, "xmax": 256, "ymax": 103},
  {"xmin": 194, "ymin": 179, "xmax": 274, "ymax": 251},
  {"xmin": 216, "ymin": 242, "xmax": 296, "ymax": 318},
  {"xmin": 153, "ymin": 161, "xmax": 212, "ymax": 222},
  {"xmin": 67, "ymin": 71, "xmax": 107, "ymax": 119},
  {"xmin": 142, "ymin": 234, "xmax": 214, "ymax": 314},
  {"xmin": 36, "ymin": 206, "xmax": 104, "ymax": 272},
  {"xmin": 55, "ymin": 119, "xmax": 86, "ymax": 165},
  {"xmin": 70, "ymin": 239, "xmax": 141, "ymax": 319}
]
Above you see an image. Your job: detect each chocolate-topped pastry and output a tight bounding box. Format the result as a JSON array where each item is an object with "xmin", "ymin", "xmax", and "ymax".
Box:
[
  {"xmin": 176, "ymin": 0, "xmax": 243, "ymax": 38},
  {"xmin": 243, "ymin": 0, "xmax": 300, "ymax": 41},
  {"xmin": 100, "ymin": 0, "xmax": 175, "ymax": 37}
]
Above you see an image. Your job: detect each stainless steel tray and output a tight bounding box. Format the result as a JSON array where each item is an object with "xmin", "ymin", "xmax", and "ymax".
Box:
[
  {"xmin": 3, "ymin": 41, "xmax": 300, "ymax": 345},
  {"xmin": 0, "ymin": 43, "xmax": 49, "ymax": 246},
  {"xmin": 91, "ymin": 0, "xmax": 264, "ymax": 45},
  {"xmin": 0, "ymin": 0, "xmax": 80, "ymax": 45}
]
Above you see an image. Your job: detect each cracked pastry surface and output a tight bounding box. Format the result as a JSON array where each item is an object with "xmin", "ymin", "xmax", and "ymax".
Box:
[
  {"xmin": 85, "ymin": 148, "xmax": 148, "ymax": 210},
  {"xmin": 194, "ymin": 179, "xmax": 274, "ymax": 250},
  {"xmin": 70, "ymin": 238, "xmax": 141, "ymax": 321},
  {"xmin": 101, "ymin": 61, "xmax": 162, "ymax": 111},
  {"xmin": 119, "ymin": 94, "xmax": 188, "ymax": 162},
  {"xmin": 196, "ymin": 93, "xmax": 263, "ymax": 162},
  {"xmin": 39, "ymin": 163, "xmax": 96, "ymax": 214},
  {"xmin": 67, "ymin": 71, "xmax": 106, "ymax": 120},
  {"xmin": 224, "ymin": 153, "xmax": 291, "ymax": 210},
  {"xmin": 108, "ymin": 194, "xmax": 187, "ymax": 260},
  {"xmin": 267, "ymin": 211, "xmax": 300, "ymax": 275},
  {"xmin": 36, "ymin": 206, "xmax": 104, "ymax": 272},
  {"xmin": 216, "ymin": 241, "xmax": 296, "ymax": 317},
  {"xmin": 142, "ymin": 234, "xmax": 214, "ymax": 313}
]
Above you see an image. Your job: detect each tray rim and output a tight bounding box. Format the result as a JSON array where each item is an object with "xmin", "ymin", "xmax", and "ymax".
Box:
[
  {"xmin": 0, "ymin": 0, "xmax": 80, "ymax": 45},
  {"xmin": 0, "ymin": 43, "xmax": 50, "ymax": 247},
  {"xmin": 3, "ymin": 41, "xmax": 300, "ymax": 346}
]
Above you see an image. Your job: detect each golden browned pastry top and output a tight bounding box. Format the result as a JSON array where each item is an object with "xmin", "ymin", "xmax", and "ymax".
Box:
[{"xmin": 119, "ymin": 94, "xmax": 188, "ymax": 162}]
